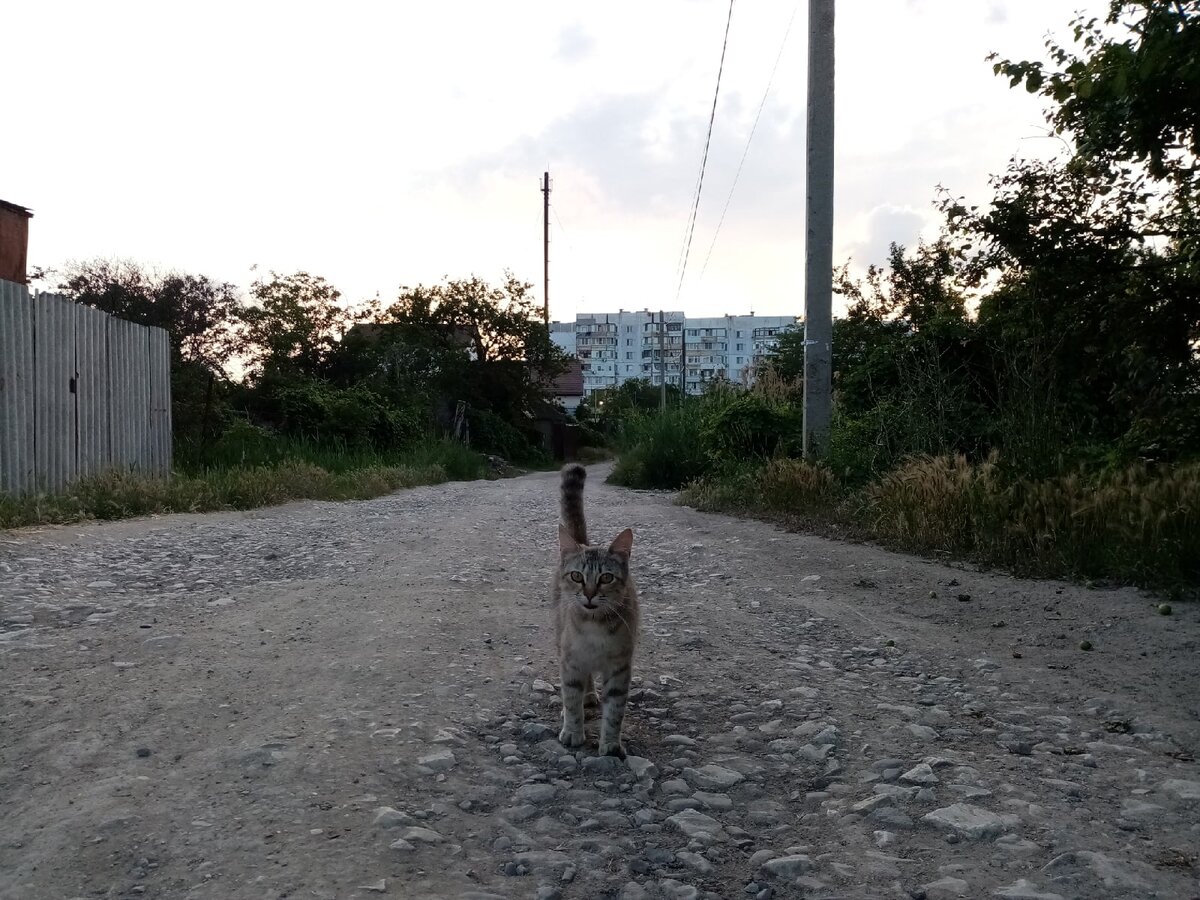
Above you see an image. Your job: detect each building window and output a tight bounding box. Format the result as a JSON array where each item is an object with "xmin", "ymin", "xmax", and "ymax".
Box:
[{"xmin": 737, "ymin": 343, "xmax": 744, "ymax": 350}]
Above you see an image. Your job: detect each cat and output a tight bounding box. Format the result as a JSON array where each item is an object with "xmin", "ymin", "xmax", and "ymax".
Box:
[{"xmin": 552, "ymin": 463, "xmax": 639, "ymax": 758}]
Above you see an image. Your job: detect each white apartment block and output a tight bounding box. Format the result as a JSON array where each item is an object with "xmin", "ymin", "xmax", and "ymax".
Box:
[{"xmin": 550, "ymin": 310, "xmax": 799, "ymax": 397}]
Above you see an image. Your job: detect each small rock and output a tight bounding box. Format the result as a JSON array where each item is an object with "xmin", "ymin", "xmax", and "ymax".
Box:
[
  {"xmin": 1160, "ymin": 778, "xmax": 1200, "ymax": 802},
  {"xmin": 358, "ymin": 880, "xmax": 387, "ymax": 893},
  {"xmin": 626, "ymin": 756, "xmax": 659, "ymax": 780},
  {"xmin": 522, "ymin": 722, "xmax": 557, "ymax": 742},
  {"xmin": 761, "ymin": 855, "xmax": 813, "ymax": 878},
  {"xmin": 417, "ymin": 748, "xmax": 456, "ymax": 772},
  {"xmin": 900, "ymin": 763, "xmax": 938, "ymax": 785},
  {"xmin": 665, "ymin": 808, "xmax": 727, "ymax": 842},
  {"xmin": 398, "ymin": 826, "xmax": 445, "ymax": 844},
  {"xmin": 922, "ymin": 804, "xmax": 1016, "ymax": 841},
  {"xmin": 682, "ymin": 765, "xmax": 744, "ymax": 791},
  {"xmin": 923, "ymin": 876, "xmax": 969, "ymax": 898},
  {"xmin": 992, "ymin": 879, "xmax": 1065, "ymax": 900},
  {"xmin": 135, "ymin": 748, "xmax": 151, "ymax": 759},
  {"xmin": 373, "ymin": 807, "xmax": 415, "ymax": 828},
  {"xmin": 676, "ymin": 850, "xmax": 714, "ymax": 874},
  {"xmin": 515, "ymin": 783, "xmax": 557, "ymax": 805},
  {"xmin": 389, "ymin": 839, "xmax": 415, "ymax": 852}
]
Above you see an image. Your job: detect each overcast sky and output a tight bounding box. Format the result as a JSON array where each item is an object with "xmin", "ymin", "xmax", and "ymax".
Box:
[{"xmin": 4, "ymin": 1, "xmax": 1101, "ymax": 320}]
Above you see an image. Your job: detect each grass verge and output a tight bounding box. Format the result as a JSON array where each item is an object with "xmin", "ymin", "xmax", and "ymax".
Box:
[
  {"xmin": 677, "ymin": 455, "xmax": 1200, "ymax": 595},
  {"xmin": 0, "ymin": 439, "xmax": 489, "ymax": 530}
]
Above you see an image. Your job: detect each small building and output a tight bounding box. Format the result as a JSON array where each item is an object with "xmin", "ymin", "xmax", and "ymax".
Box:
[
  {"xmin": 0, "ymin": 199, "xmax": 33, "ymax": 285},
  {"xmin": 549, "ymin": 358, "xmax": 585, "ymax": 415}
]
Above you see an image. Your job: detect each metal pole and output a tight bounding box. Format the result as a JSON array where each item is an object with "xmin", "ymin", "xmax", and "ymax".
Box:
[
  {"xmin": 542, "ymin": 171, "xmax": 551, "ymax": 325},
  {"xmin": 802, "ymin": 0, "xmax": 834, "ymax": 458}
]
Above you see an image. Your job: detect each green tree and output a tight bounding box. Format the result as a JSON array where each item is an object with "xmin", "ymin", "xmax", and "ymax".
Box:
[
  {"xmin": 992, "ymin": 1, "xmax": 1200, "ymax": 185},
  {"xmin": 61, "ymin": 258, "xmax": 241, "ymax": 372},
  {"xmin": 239, "ymin": 271, "xmax": 361, "ymax": 378}
]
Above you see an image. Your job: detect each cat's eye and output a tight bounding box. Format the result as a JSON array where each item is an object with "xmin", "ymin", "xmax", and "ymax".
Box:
[
  {"xmin": 569, "ymin": 571, "xmax": 584, "ymax": 583},
  {"xmin": 599, "ymin": 573, "xmax": 615, "ymax": 584}
]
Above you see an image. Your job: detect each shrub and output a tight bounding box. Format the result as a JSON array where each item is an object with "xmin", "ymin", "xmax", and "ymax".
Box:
[
  {"xmin": 608, "ymin": 406, "xmax": 709, "ymax": 489},
  {"xmin": 700, "ymin": 394, "xmax": 801, "ymax": 469}
]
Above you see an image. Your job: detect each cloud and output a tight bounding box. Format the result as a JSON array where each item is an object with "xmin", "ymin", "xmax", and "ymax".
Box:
[
  {"xmin": 556, "ymin": 23, "xmax": 595, "ymax": 62},
  {"xmin": 844, "ymin": 204, "xmax": 933, "ymax": 269},
  {"xmin": 446, "ymin": 88, "xmax": 807, "ymax": 231}
]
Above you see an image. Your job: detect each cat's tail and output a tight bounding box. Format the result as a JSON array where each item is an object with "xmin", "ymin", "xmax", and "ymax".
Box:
[{"xmin": 560, "ymin": 463, "xmax": 588, "ymax": 545}]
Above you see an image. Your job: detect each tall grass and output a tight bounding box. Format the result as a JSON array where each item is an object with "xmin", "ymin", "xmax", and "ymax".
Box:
[
  {"xmin": 678, "ymin": 453, "xmax": 1200, "ymax": 592},
  {"xmin": 608, "ymin": 405, "xmax": 710, "ymax": 489},
  {"xmin": 1, "ymin": 435, "xmax": 489, "ymax": 530}
]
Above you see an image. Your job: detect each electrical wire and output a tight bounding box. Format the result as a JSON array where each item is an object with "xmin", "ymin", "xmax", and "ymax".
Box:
[
  {"xmin": 673, "ymin": 0, "xmax": 735, "ymax": 306},
  {"xmin": 698, "ymin": 0, "xmax": 800, "ymax": 282}
]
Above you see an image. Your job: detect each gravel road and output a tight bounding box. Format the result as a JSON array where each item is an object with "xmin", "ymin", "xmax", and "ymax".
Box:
[{"xmin": 1, "ymin": 464, "xmax": 1198, "ymax": 900}]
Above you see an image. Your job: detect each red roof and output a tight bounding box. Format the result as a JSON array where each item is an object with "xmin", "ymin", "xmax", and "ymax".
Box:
[{"xmin": 550, "ymin": 358, "xmax": 584, "ymax": 397}]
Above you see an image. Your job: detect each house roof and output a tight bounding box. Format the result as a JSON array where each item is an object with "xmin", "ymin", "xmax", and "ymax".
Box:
[
  {"xmin": 0, "ymin": 199, "xmax": 32, "ymax": 218},
  {"xmin": 549, "ymin": 358, "xmax": 584, "ymax": 397}
]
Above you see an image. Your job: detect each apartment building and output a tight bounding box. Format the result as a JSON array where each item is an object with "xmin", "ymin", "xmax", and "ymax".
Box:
[{"xmin": 550, "ymin": 310, "xmax": 798, "ymax": 396}]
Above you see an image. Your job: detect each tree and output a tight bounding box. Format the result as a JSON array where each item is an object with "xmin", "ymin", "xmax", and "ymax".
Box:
[
  {"xmin": 992, "ymin": 1, "xmax": 1200, "ymax": 186},
  {"xmin": 61, "ymin": 258, "xmax": 241, "ymax": 373},
  {"xmin": 385, "ymin": 273, "xmax": 561, "ymax": 369},
  {"xmin": 239, "ymin": 271, "xmax": 361, "ymax": 378}
]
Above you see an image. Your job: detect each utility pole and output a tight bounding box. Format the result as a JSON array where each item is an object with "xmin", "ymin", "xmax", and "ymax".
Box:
[
  {"xmin": 541, "ymin": 171, "xmax": 551, "ymax": 325},
  {"xmin": 659, "ymin": 310, "xmax": 667, "ymax": 411},
  {"xmin": 680, "ymin": 324, "xmax": 687, "ymax": 396},
  {"xmin": 802, "ymin": 0, "xmax": 834, "ymax": 458}
]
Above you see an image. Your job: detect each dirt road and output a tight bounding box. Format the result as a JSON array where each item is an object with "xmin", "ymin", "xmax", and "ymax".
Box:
[{"xmin": 2, "ymin": 465, "xmax": 1198, "ymax": 900}]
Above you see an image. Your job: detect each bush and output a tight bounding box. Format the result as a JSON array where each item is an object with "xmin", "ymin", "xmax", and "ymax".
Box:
[
  {"xmin": 700, "ymin": 394, "xmax": 800, "ymax": 469},
  {"xmin": 608, "ymin": 406, "xmax": 710, "ymax": 490},
  {"xmin": 757, "ymin": 458, "xmax": 839, "ymax": 512},
  {"xmin": 467, "ymin": 407, "xmax": 546, "ymax": 464},
  {"xmin": 272, "ymin": 380, "xmax": 423, "ymax": 448}
]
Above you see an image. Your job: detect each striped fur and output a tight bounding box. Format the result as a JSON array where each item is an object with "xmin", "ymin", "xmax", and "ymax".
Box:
[
  {"xmin": 552, "ymin": 464, "xmax": 639, "ymax": 757},
  {"xmin": 559, "ymin": 463, "xmax": 588, "ymax": 544}
]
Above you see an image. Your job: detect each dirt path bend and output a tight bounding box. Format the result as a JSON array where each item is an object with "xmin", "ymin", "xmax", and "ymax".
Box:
[{"xmin": 1, "ymin": 464, "xmax": 1198, "ymax": 900}]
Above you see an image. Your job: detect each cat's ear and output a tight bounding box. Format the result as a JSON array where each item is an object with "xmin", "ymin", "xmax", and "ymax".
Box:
[
  {"xmin": 559, "ymin": 523, "xmax": 581, "ymax": 554},
  {"xmin": 608, "ymin": 528, "xmax": 634, "ymax": 559}
]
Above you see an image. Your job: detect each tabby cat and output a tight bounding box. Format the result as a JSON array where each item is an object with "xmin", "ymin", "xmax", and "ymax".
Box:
[{"xmin": 553, "ymin": 463, "xmax": 639, "ymax": 758}]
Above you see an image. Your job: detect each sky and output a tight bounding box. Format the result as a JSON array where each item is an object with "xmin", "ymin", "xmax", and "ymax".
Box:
[{"xmin": 3, "ymin": 1, "xmax": 1103, "ymax": 321}]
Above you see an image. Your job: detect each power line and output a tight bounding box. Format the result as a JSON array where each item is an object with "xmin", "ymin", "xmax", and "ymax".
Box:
[
  {"xmin": 698, "ymin": 0, "xmax": 801, "ymax": 281},
  {"xmin": 673, "ymin": 0, "xmax": 735, "ymax": 306}
]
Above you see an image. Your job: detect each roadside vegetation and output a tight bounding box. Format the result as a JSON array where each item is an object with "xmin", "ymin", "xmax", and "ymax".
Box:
[
  {"xmin": 604, "ymin": 1, "xmax": 1200, "ymax": 594},
  {"xmin": 3, "ymin": 269, "xmax": 566, "ymax": 528}
]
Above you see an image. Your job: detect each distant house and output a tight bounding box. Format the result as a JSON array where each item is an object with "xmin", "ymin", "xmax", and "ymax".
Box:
[
  {"xmin": 549, "ymin": 358, "xmax": 585, "ymax": 415},
  {"xmin": 0, "ymin": 199, "xmax": 33, "ymax": 285}
]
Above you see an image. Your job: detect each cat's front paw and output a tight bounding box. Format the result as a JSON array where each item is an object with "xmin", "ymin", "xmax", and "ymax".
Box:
[
  {"xmin": 598, "ymin": 740, "xmax": 626, "ymax": 759},
  {"xmin": 558, "ymin": 726, "xmax": 586, "ymax": 748}
]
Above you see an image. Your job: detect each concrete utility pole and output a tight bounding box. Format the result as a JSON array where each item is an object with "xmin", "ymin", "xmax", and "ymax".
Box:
[
  {"xmin": 680, "ymin": 325, "xmax": 687, "ymax": 396},
  {"xmin": 541, "ymin": 171, "xmax": 551, "ymax": 325},
  {"xmin": 802, "ymin": 0, "xmax": 834, "ymax": 458},
  {"xmin": 659, "ymin": 310, "xmax": 667, "ymax": 411}
]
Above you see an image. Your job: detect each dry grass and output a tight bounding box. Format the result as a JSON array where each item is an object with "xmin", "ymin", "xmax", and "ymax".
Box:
[
  {"xmin": 681, "ymin": 454, "xmax": 1200, "ymax": 592},
  {"xmin": 0, "ymin": 462, "xmax": 449, "ymax": 530}
]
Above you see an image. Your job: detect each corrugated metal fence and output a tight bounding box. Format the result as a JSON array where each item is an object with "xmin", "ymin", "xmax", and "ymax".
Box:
[{"xmin": 0, "ymin": 279, "xmax": 171, "ymax": 496}]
